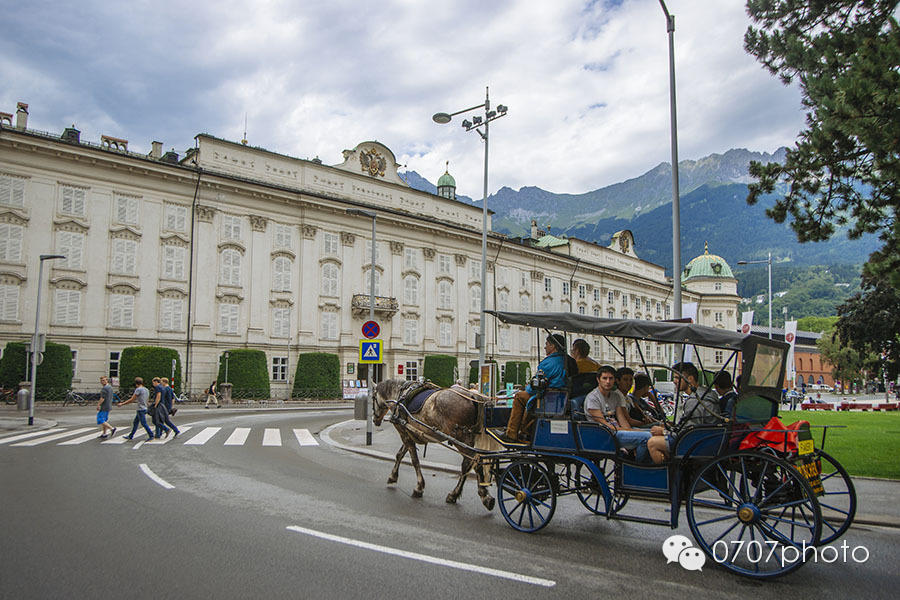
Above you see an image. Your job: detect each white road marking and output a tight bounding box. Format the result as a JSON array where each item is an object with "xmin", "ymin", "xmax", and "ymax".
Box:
[
  {"xmin": 183, "ymin": 427, "xmax": 221, "ymax": 446},
  {"xmin": 103, "ymin": 429, "xmax": 150, "ymax": 444},
  {"xmin": 286, "ymin": 526, "xmax": 556, "ymax": 588},
  {"xmin": 262, "ymin": 428, "xmax": 282, "ymax": 446},
  {"xmin": 58, "ymin": 430, "xmax": 108, "ymax": 445},
  {"xmin": 139, "ymin": 463, "xmax": 174, "ymax": 489},
  {"xmin": 0, "ymin": 428, "xmax": 67, "ymax": 445},
  {"xmin": 293, "ymin": 428, "xmax": 318, "ymax": 446},
  {"xmin": 10, "ymin": 427, "xmax": 95, "ymax": 447},
  {"xmin": 145, "ymin": 426, "xmax": 192, "ymax": 445},
  {"xmin": 224, "ymin": 427, "xmax": 251, "ymax": 446}
]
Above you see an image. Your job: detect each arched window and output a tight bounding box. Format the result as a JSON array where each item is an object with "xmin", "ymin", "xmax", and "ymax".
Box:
[
  {"xmin": 321, "ymin": 263, "xmax": 339, "ymax": 297},
  {"xmin": 220, "ymin": 249, "xmax": 241, "ymax": 286},
  {"xmin": 404, "ymin": 275, "xmax": 418, "ymax": 305},
  {"xmin": 273, "ymin": 256, "xmax": 292, "ymax": 291}
]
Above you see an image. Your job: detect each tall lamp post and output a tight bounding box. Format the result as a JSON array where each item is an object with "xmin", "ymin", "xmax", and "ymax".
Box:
[
  {"xmin": 432, "ymin": 87, "xmax": 508, "ymax": 377},
  {"xmin": 658, "ymin": 0, "xmax": 682, "ymax": 319},
  {"xmin": 738, "ymin": 252, "xmax": 773, "ymax": 339},
  {"xmin": 29, "ymin": 254, "xmax": 65, "ymax": 425},
  {"xmin": 347, "ymin": 208, "xmax": 377, "ymax": 446},
  {"xmin": 223, "ymin": 351, "xmax": 230, "ymax": 383}
]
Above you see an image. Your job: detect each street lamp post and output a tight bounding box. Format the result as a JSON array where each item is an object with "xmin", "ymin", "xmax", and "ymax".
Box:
[
  {"xmin": 738, "ymin": 252, "xmax": 773, "ymax": 339},
  {"xmin": 433, "ymin": 87, "xmax": 508, "ymax": 380},
  {"xmin": 658, "ymin": 0, "xmax": 682, "ymax": 319},
  {"xmin": 29, "ymin": 254, "xmax": 65, "ymax": 425},
  {"xmin": 223, "ymin": 351, "xmax": 230, "ymax": 384},
  {"xmin": 347, "ymin": 208, "xmax": 377, "ymax": 446}
]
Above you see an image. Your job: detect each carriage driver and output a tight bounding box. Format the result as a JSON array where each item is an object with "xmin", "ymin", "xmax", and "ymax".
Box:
[{"xmin": 503, "ymin": 333, "xmax": 575, "ymax": 443}]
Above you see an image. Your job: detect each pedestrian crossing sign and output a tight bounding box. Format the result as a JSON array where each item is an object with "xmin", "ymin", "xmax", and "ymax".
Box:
[{"xmin": 359, "ymin": 339, "xmax": 383, "ymax": 364}]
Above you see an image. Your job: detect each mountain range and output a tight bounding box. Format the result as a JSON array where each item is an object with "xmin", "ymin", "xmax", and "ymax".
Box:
[{"xmin": 404, "ymin": 148, "xmax": 877, "ymax": 274}]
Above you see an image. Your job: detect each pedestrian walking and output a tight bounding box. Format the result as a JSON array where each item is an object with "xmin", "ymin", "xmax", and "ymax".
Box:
[
  {"xmin": 116, "ymin": 377, "xmax": 155, "ymax": 440},
  {"xmin": 97, "ymin": 376, "xmax": 116, "ymax": 439},
  {"xmin": 150, "ymin": 377, "xmax": 170, "ymax": 439},
  {"xmin": 159, "ymin": 377, "xmax": 180, "ymax": 437},
  {"xmin": 205, "ymin": 380, "xmax": 219, "ymax": 408}
]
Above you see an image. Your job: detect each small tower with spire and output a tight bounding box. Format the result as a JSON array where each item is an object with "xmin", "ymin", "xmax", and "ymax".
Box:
[{"xmin": 436, "ymin": 161, "xmax": 456, "ymax": 200}]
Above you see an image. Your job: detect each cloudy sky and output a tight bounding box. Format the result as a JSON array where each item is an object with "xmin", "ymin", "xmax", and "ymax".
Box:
[{"xmin": 1, "ymin": 0, "xmax": 804, "ymax": 199}]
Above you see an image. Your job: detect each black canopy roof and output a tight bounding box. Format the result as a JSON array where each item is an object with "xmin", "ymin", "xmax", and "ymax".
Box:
[{"xmin": 487, "ymin": 311, "xmax": 765, "ymax": 351}]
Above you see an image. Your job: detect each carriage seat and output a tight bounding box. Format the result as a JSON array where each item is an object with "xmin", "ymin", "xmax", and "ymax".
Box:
[{"xmin": 398, "ymin": 383, "xmax": 439, "ymax": 415}]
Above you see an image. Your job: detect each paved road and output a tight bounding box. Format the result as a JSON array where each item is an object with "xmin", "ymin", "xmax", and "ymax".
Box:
[{"xmin": 1, "ymin": 408, "xmax": 898, "ymax": 599}]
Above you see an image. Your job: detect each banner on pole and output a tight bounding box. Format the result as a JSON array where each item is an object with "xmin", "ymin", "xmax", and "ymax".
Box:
[
  {"xmin": 784, "ymin": 320, "xmax": 798, "ymax": 386},
  {"xmin": 682, "ymin": 303, "xmax": 698, "ymax": 363},
  {"xmin": 741, "ymin": 311, "xmax": 754, "ymax": 334}
]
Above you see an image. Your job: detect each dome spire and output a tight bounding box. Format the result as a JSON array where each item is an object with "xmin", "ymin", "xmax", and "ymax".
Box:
[{"xmin": 704, "ymin": 241, "xmax": 709, "ymax": 254}]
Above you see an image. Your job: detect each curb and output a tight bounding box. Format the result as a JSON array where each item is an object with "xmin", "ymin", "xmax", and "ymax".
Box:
[{"xmin": 319, "ymin": 419, "xmax": 462, "ymax": 475}]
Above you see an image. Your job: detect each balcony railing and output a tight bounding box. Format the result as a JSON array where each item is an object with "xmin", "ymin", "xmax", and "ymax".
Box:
[{"xmin": 351, "ymin": 294, "xmax": 399, "ymax": 316}]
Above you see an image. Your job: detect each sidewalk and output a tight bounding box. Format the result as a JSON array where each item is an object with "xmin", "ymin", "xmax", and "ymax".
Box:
[{"xmin": 321, "ymin": 418, "xmax": 900, "ymax": 530}]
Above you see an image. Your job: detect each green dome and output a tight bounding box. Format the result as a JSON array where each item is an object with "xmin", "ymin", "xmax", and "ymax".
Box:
[
  {"xmin": 682, "ymin": 243, "xmax": 734, "ymax": 280},
  {"xmin": 437, "ymin": 171, "xmax": 456, "ymax": 188}
]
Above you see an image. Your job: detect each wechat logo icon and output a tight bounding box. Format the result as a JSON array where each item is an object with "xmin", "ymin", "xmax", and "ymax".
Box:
[{"xmin": 662, "ymin": 534, "xmax": 706, "ymax": 571}]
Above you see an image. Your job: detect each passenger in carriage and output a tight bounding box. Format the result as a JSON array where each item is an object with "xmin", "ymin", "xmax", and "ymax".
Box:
[
  {"xmin": 616, "ymin": 367, "xmax": 657, "ymax": 427},
  {"xmin": 645, "ymin": 361, "xmax": 723, "ymax": 462},
  {"xmin": 572, "ymin": 338, "xmax": 600, "ymax": 374},
  {"xmin": 502, "ymin": 333, "xmax": 574, "ymax": 443},
  {"xmin": 713, "ymin": 371, "xmax": 738, "ymax": 416},
  {"xmin": 628, "ymin": 373, "xmax": 665, "ymax": 423},
  {"xmin": 569, "ymin": 339, "xmax": 600, "ymax": 416},
  {"xmin": 585, "ymin": 366, "xmax": 666, "ymax": 463}
]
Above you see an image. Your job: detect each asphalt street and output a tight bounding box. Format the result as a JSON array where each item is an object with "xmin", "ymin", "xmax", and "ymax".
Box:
[{"xmin": 1, "ymin": 406, "xmax": 898, "ymax": 599}]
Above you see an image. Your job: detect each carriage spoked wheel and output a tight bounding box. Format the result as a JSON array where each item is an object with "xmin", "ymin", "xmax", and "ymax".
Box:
[
  {"xmin": 813, "ymin": 449, "xmax": 856, "ymax": 545},
  {"xmin": 498, "ymin": 460, "xmax": 557, "ymax": 533},
  {"xmin": 686, "ymin": 451, "xmax": 821, "ymax": 578},
  {"xmin": 574, "ymin": 459, "xmax": 628, "ymax": 515}
]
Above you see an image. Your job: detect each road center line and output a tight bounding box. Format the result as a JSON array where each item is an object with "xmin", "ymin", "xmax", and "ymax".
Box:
[
  {"xmin": 285, "ymin": 525, "xmax": 555, "ymax": 588},
  {"xmin": 139, "ymin": 463, "xmax": 175, "ymax": 489}
]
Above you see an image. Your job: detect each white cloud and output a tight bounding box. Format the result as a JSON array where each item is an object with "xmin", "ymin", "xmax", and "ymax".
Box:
[{"xmin": 0, "ymin": 0, "xmax": 804, "ymax": 199}]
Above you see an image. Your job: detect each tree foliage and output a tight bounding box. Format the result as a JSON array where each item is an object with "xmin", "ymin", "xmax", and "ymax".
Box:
[
  {"xmin": 835, "ymin": 274, "xmax": 900, "ymax": 379},
  {"xmin": 119, "ymin": 346, "xmax": 182, "ymax": 396},
  {"xmin": 817, "ymin": 326, "xmax": 879, "ymax": 387},
  {"xmin": 292, "ymin": 352, "xmax": 340, "ymax": 398},
  {"xmin": 797, "ymin": 315, "xmax": 838, "ymax": 333},
  {"xmin": 216, "ymin": 349, "xmax": 269, "ymax": 399},
  {"xmin": 744, "ymin": 1, "xmax": 900, "ymax": 287}
]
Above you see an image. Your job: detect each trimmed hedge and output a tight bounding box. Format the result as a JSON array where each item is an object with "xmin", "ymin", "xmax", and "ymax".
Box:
[
  {"xmin": 119, "ymin": 346, "xmax": 182, "ymax": 396},
  {"xmin": 423, "ymin": 355, "xmax": 457, "ymax": 387},
  {"xmin": 0, "ymin": 340, "xmax": 73, "ymax": 398},
  {"xmin": 502, "ymin": 361, "xmax": 531, "ymax": 386},
  {"xmin": 292, "ymin": 352, "xmax": 340, "ymax": 397},
  {"xmin": 217, "ymin": 349, "xmax": 269, "ymax": 399}
]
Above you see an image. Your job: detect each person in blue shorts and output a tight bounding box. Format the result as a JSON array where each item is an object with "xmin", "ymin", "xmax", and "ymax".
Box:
[{"xmin": 96, "ymin": 376, "xmax": 116, "ymax": 439}]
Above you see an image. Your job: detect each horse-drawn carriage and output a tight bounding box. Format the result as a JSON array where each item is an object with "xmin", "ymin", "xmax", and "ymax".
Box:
[{"xmin": 372, "ymin": 311, "xmax": 856, "ymax": 579}]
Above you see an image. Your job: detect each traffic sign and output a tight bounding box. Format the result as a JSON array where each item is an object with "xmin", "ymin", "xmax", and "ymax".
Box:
[
  {"xmin": 362, "ymin": 320, "xmax": 380, "ymax": 339},
  {"xmin": 359, "ymin": 339, "xmax": 383, "ymax": 364}
]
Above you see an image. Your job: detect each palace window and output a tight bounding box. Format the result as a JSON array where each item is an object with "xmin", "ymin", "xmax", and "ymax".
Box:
[
  {"xmin": 272, "ymin": 356, "xmax": 288, "ymax": 381},
  {"xmin": 320, "ymin": 312, "xmax": 338, "ymax": 340},
  {"xmin": 114, "ymin": 196, "xmax": 139, "ymax": 225},
  {"xmin": 222, "ymin": 215, "xmax": 242, "ymax": 241},
  {"xmin": 162, "ymin": 245, "xmax": 185, "ymax": 280},
  {"xmin": 108, "ymin": 294, "xmax": 134, "ymax": 328},
  {"xmin": 0, "ymin": 223, "xmax": 23, "ymax": 262},
  {"xmin": 165, "ymin": 204, "xmax": 187, "ymax": 232},
  {"xmin": 56, "ymin": 231, "xmax": 84, "ymax": 270},
  {"xmin": 273, "ymin": 256, "xmax": 292, "ymax": 291},
  {"xmin": 60, "ymin": 186, "xmax": 85, "ymax": 217},
  {"xmin": 321, "ymin": 263, "xmax": 339, "ymax": 297},
  {"xmin": 54, "ymin": 289, "xmax": 81, "ymax": 325},
  {"xmin": 111, "ymin": 239, "xmax": 137, "ymax": 275},
  {"xmin": 159, "ymin": 297, "xmax": 184, "ymax": 331},
  {"xmin": 219, "ymin": 249, "xmax": 241, "ymax": 286},
  {"xmin": 274, "ymin": 224, "xmax": 293, "ymax": 250},
  {"xmin": 218, "ymin": 303, "xmax": 239, "ymax": 334},
  {"xmin": 0, "ymin": 284, "xmax": 19, "ymax": 321},
  {"xmin": 0, "ymin": 175, "xmax": 25, "ymax": 208},
  {"xmin": 272, "ymin": 307, "xmax": 290, "ymax": 338}
]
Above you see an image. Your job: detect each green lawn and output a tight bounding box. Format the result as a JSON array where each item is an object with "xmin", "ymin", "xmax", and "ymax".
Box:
[{"xmin": 776, "ymin": 410, "xmax": 900, "ymax": 479}]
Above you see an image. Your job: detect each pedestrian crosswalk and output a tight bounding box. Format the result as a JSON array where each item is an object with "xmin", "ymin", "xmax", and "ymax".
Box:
[{"xmin": 0, "ymin": 426, "xmax": 320, "ymax": 449}]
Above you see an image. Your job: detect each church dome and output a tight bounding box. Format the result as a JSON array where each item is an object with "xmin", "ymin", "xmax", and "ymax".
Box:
[
  {"xmin": 437, "ymin": 170, "xmax": 456, "ymax": 188},
  {"xmin": 682, "ymin": 242, "xmax": 734, "ymax": 280}
]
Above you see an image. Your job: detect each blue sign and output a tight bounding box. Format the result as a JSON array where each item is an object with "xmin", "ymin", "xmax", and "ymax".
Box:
[
  {"xmin": 359, "ymin": 339, "xmax": 383, "ymax": 364},
  {"xmin": 362, "ymin": 320, "xmax": 380, "ymax": 339}
]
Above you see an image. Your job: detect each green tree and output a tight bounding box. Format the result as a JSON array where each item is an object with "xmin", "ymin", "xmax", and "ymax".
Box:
[
  {"xmin": 119, "ymin": 346, "xmax": 182, "ymax": 395},
  {"xmin": 817, "ymin": 326, "xmax": 879, "ymax": 391},
  {"xmin": 744, "ymin": 1, "xmax": 900, "ymax": 287},
  {"xmin": 835, "ymin": 275, "xmax": 900, "ymax": 379},
  {"xmin": 0, "ymin": 341, "xmax": 73, "ymax": 399},
  {"xmin": 216, "ymin": 349, "xmax": 269, "ymax": 399},
  {"xmin": 292, "ymin": 353, "xmax": 340, "ymax": 398},
  {"xmin": 797, "ymin": 315, "xmax": 838, "ymax": 333}
]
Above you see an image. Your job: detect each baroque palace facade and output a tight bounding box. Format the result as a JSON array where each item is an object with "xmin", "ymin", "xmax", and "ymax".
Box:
[{"xmin": 0, "ymin": 102, "xmax": 740, "ymax": 395}]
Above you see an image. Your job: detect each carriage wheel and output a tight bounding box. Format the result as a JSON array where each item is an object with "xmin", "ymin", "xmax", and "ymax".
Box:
[
  {"xmin": 814, "ymin": 450, "xmax": 856, "ymax": 545},
  {"xmin": 497, "ymin": 460, "xmax": 557, "ymax": 533},
  {"xmin": 574, "ymin": 460, "xmax": 627, "ymax": 515},
  {"xmin": 686, "ymin": 451, "xmax": 821, "ymax": 579}
]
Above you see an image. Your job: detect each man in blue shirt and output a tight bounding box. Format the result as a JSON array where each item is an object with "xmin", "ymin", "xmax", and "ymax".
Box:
[{"xmin": 503, "ymin": 333, "xmax": 573, "ymax": 442}]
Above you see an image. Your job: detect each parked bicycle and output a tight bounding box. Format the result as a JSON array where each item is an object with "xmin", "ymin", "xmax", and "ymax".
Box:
[
  {"xmin": 2, "ymin": 388, "xmax": 17, "ymax": 405},
  {"xmin": 63, "ymin": 390, "xmax": 88, "ymax": 406}
]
